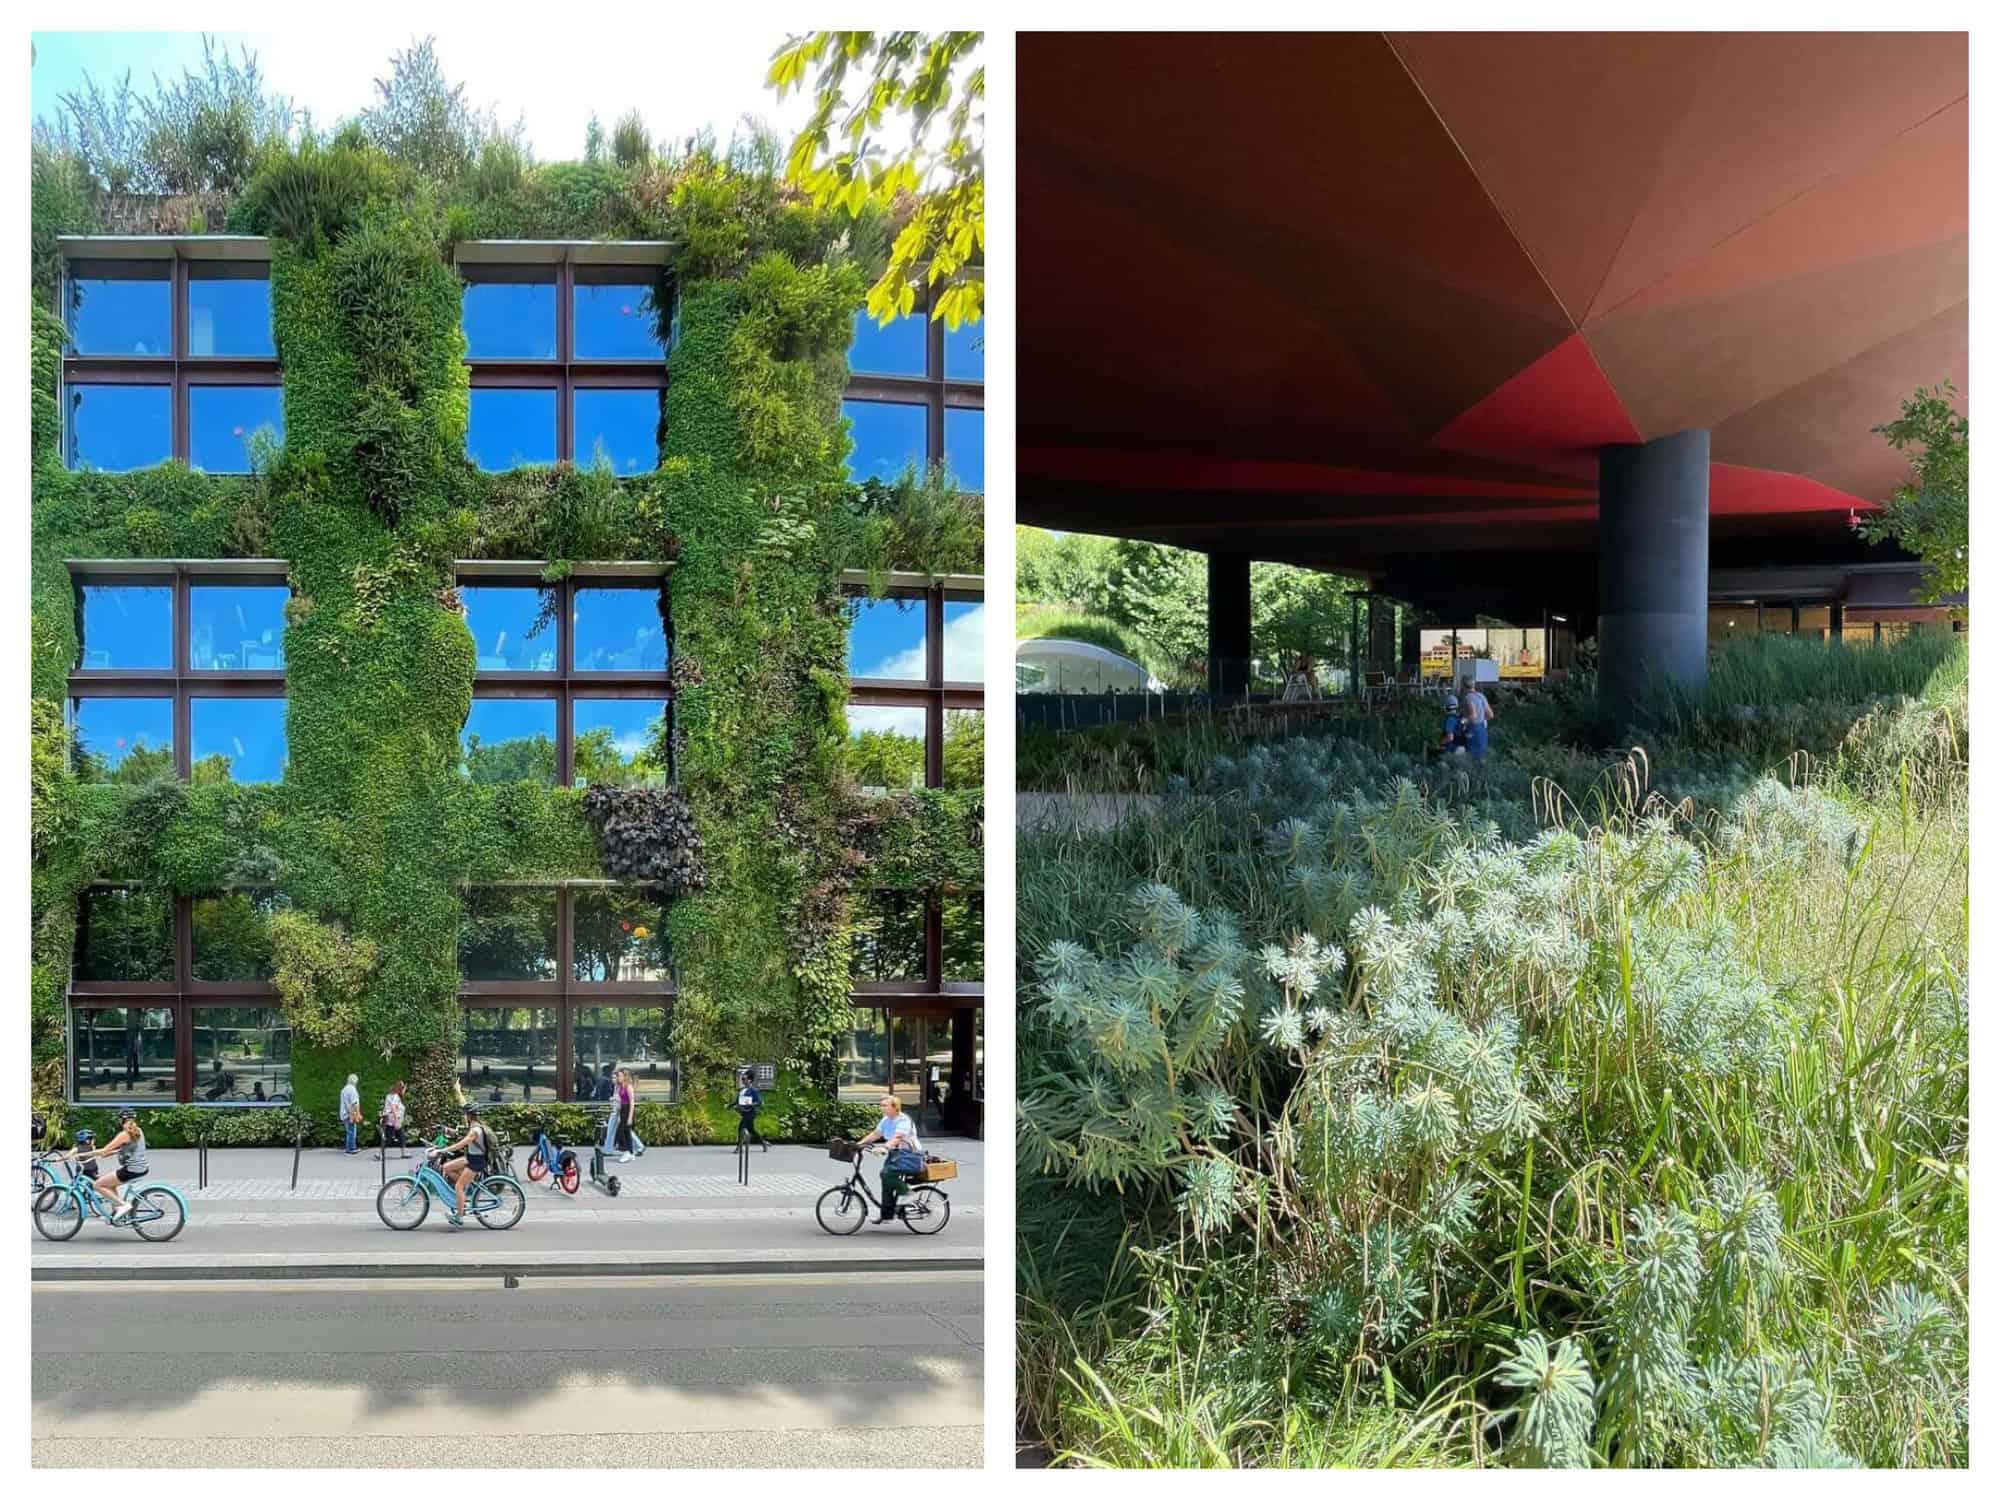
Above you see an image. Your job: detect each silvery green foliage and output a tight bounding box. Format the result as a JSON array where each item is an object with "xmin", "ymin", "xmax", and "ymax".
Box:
[
  {"xmin": 1721, "ymin": 777, "xmax": 1865, "ymax": 874},
  {"xmin": 1177, "ymin": 1154, "xmax": 1239, "ymax": 1237},
  {"xmin": 1697, "ymin": 1168, "xmax": 1784, "ymax": 1346},
  {"xmin": 1598, "ymin": 1205, "xmax": 1704, "ymax": 1465},
  {"xmin": 1692, "ymin": 1352, "xmax": 1836, "ymax": 1466},
  {"xmin": 1862, "ymin": 1283, "xmax": 1958, "ymax": 1388},
  {"xmin": 1493, "ymin": 1331, "xmax": 1596, "ymax": 1468},
  {"xmin": 1617, "ymin": 918, "xmax": 1787, "ymax": 1087}
]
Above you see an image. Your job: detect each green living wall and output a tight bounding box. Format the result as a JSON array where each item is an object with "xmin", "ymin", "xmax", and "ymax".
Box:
[{"xmin": 30, "ymin": 138, "xmax": 981, "ymax": 1146}]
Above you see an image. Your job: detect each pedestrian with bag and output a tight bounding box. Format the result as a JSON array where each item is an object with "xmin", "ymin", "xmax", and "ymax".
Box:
[
  {"xmin": 614, "ymin": 1066, "xmax": 637, "ymax": 1163},
  {"xmin": 856, "ymin": 1093, "xmax": 925, "ymax": 1225},
  {"xmin": 735, "ymin": 1066, "xmax": 769, "ymax": 1152},
  {"xmin": 376, "ymin": 1080, "xmax": 408, "ymax": 1161},
  {"xmin": 339, "ymin": 1073, "xmax": 362, "ymax": 1155}
]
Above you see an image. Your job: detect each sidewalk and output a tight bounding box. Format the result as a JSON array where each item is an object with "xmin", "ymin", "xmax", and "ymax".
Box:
[{"xmin": 31, "ymin": 1140, "xmax": 984, "ymax": 1280}]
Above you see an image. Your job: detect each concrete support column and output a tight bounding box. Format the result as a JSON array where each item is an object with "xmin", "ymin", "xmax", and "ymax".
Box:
[
  {"xmin": 1207, "ymin": 551, "xmax": 1252, "ymax": 698},
  {"xmin": 1598, "ymin": 429, "xmax": 1710, "ymax": 726}
]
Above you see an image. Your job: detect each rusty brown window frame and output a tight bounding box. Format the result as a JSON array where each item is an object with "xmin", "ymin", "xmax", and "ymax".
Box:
[{"xmin": 842, "ymin": 281, "xmax": 984, "ymax": 487}]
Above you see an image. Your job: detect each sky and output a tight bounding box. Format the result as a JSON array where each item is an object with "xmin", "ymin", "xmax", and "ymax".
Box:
[{"xmin": 30, "ymin": 27, "xmax": 819, "ymax": 162}]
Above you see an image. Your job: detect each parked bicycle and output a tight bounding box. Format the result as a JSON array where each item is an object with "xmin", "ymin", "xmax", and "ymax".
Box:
[
  {"xmin": 815, "ymin": 1140, "xmax": 950, "ymax": 1235},
  {"xmin": 375, "ymin": 1145, "xmax": 526, "ymax": 1231},
  {"xmin": 32, "ymin": 1153, "xmax": 187, "ymax": 1242},
  {"xmin": 523, "ymin": 1128, "xmax": 581, "ymax": 1195}
]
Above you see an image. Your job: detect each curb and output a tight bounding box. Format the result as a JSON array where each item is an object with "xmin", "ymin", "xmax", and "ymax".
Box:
[{"xmin": 32, "ymin": 1250, "xmax": 984, "ymax": 1282}]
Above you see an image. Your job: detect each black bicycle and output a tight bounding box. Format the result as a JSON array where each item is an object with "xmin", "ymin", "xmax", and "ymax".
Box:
[{"xmin": 814, "ymin": 1140, "xmax": 950, "ymax": 1235}]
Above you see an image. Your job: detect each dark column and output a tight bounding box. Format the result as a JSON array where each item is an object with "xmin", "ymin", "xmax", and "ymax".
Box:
[
  {"xmin": 949, "ymin": 1008, "xmax": 976, "ymax": 1135},
  {"xmin": 1207, "ymin": 551, "xmax": 1252, "ymax": 698},
  {"xmin": 1598, "ymin": 429, "xmax": 1710, "ymax": 726}
]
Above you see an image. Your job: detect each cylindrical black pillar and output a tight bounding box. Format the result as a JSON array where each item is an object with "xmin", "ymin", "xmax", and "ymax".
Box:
[
  {"xmin": 1598, "ymin": 429, "xmax": 1709, "ymax": 727},
  {"xmin": 1207, "ymin": 551, "xmax": 1252, "ymax": 699}
]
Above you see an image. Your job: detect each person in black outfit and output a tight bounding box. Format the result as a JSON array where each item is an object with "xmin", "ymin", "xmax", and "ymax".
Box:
[{"xmin": 734, "ymin": 1068, "xmax": 768, "ymax": 1152}]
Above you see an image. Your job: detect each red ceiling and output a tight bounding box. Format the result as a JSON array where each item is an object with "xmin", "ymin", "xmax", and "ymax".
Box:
[{"xmin": 1018, "ymin": 32, "xmax": 1968, "ymax": 574}]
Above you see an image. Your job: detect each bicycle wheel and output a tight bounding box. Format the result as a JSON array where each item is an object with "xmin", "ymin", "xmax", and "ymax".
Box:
[
  {"xmin": 474, "ymin": 1176, "xmax": 526, "ymax": 1230},
  {"xmin": 33, "ymin": 1188, "xmax": 84, "ymax": 1242},
  {"xmin": 525, "ymin": 1154, "xmax": 548, "ymax": 1182},
  {"xmin": 815, "ymin": 1184, "xmax": 868, "ymax": 1236},
  {"xmin": 129, "ymin": 1186, "xmax": 185, "ymax": 1243},
  {"xmin": 901, "ymin": 1187, "xmax": 951, "ymax": 1235},
  {"xmin": 376, "ymin": 1176, "xmax": 430, "ymax": 1231},
  {"xmin": 31, "ymin": 1163, "xmax": 52, "ymax": 1196},
  {"xmin": 559, "ymin": 1158, "xmax": 580, "ymax": 1194}
]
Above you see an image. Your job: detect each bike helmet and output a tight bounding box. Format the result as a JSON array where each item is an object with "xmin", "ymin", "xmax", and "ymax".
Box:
[{"xmin": 73, "ymin": 1128, "xmax": 95, "ymax": 1148}]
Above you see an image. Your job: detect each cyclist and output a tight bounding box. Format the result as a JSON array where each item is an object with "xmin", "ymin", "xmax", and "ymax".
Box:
[
  {"xmin": 856, "ymin": 1093, "xmax": 924, "ymax": 1225},
  {"xmin": 438, "ymin": 1104, "xmax": 499, "ymax": 1226},
  {"xmin": 57, "ymin": 1108, "xmax": 149, "ymax": 1222},
  {"xmin": 734, "ymin": 1067, "xmax": 768, "ymax": 1153}
]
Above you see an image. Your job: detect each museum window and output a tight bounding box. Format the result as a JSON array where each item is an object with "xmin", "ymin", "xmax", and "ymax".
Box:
[
  {"xmin": 843, "ymin": 287, "xmax": 983, "ymax": 494},
  {"xmin": 57, "ymin": 246, "xmax": 282, "ymax": 473}
]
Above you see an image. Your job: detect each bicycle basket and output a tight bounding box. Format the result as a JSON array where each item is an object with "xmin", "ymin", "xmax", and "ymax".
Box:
[
  {"xmin": 827, "ymin": 1139, "xmax": 861, "ymax": 1163},
  {"xmin": 916, "ymin": 1158, "xmax": 958, "ymax": 1183}
]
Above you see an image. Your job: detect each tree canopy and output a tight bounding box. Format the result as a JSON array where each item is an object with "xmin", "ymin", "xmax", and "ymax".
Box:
[{"xmin": 1861, "ymin": 382, "xmax": 1968, "ymax": 605}]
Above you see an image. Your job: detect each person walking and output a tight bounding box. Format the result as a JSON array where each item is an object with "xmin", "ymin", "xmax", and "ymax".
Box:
[
  {"xmin": 614, "ymin": 1067, "xmax": 637, "ymax": 1164},
  {"xmin": 1461, "ymin": 682, "xmax": 1494, "ymax": 759},
  {"xmin": 735, "ymin": 1067, "xmax": 769, "ymax": 1152},
  {"xmin": 339, "ymin": 1073, "xmax": 362, "ymax": 1155},
  {"xmin": 1440, "ymin": 693, "xmax": 1465, "ymax": 755},
  {"xmin": 856, "ymin": 1093, "xmax": 925, "ymax": 1225},
  {"xmin": 376, "ymin": 1080, "xmax": 408, "ymax": 1161}
]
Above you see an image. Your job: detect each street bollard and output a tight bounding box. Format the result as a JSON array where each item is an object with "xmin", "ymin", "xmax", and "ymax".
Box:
[
  {"xmin": 737, "ymin": 1136, "xmax": 749, "ymax": 1187},
  {"xmin": 290, "ymin": 1121, "xmax": 304, "ymax": 1191}
]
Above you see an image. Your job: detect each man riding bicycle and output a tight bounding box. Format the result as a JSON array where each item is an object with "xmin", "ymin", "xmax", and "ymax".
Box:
[
  {"xmin": 54, "ymin": 1108, "xmax": 149, "ymax": 1222},
  {"xmin": 438, "ymin": 1104, "xmax": 499, "ymax": 1226}
]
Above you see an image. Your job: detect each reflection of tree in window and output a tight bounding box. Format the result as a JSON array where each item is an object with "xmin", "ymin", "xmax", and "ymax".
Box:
[
  {"xmin": 572, "ymin": 890, "xmax": 670, "ymax": 981},
  {"xmin": 846, "ymin": 728, "xmax": 924, "ymax": 792},
  {"xmin": 463, "ymin": 729, "xmax": 558, "ymax": 785},
  {"xmin": 457, "ymin": 889, "xmax": 557, "ymax": 981},
  {"xmin": 942, "ymin": 890, "xmax": 983, "ymax": 981},
  {"xmin": 850, "ymin": 891, "xmax": 925, "ymax": 981},
  {"xmin": 192, "ymin": 892, "xmax": 284, "ymax": 981},
  {"xmin": 75, "ymin": 888, "xmax": 175, "ymax": 981},
  {"xmin": 71, "ymin": 1007, "xmax": 176, "ymax": 1101},
  {"xmin": 943, "ymin": 709, "xmax": 982, "ymax": 789},
  {"xmin": 572, "ymin": 717, "xmax": 667, "ymax": 787}
]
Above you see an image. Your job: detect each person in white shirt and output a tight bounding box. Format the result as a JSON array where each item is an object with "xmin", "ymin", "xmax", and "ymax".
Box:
[
  {"xmin": 377, "ymin": 1081, "xmax": 408, "ymax": 1161},
  {"xmin": 856, "ymin": 1094, "xmax": 924, "ymax": 1225},
  {"xmin": 338, "ymin": 1074, "xmax": 361, "ymax": 1155},
  {"xmin": 1460, "ymin": 685, "xmax": 1494, "ymax": 759}
]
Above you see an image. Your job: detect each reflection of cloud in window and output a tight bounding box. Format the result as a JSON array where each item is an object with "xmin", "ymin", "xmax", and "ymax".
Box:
[{"xmin": 849, "ymin": 705, "xmax": 925, "ymax": 739}]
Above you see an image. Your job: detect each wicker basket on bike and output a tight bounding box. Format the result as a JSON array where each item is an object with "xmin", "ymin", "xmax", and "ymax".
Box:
[{"xmin": 827, "ymin": 1138, "xmax": 862, "ymax": 1163}]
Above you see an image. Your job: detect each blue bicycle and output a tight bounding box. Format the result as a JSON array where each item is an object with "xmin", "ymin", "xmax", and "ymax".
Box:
[
  {"xmin": 523, "ymin": 1129, "xmax": 581, "ymax": 1194},
  {"xmin": 375, "ymin": 1146, "xmax": 525, "ymax": 1231},
  {"xmin": 33, "ymin": 1155, "xmax": 187, "ymax": 1242}
]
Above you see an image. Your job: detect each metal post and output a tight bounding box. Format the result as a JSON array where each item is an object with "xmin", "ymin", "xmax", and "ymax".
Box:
[
  {"xmin": 737, "ymin": 1135, "xmax": 749, "ymax": 1187},
  {"xmin": 290, "ymin": 1120, "xmax": 303, "ymax": 1191}
]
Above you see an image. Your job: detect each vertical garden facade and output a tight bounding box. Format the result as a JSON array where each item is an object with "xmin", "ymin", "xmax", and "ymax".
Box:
[{"xmin": 31, "ymin": 167, "xmax": 983, "ymax": 1145}]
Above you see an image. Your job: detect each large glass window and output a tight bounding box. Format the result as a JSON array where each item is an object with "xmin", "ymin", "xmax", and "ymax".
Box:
[
  {"xmin": 461, "ymin": 698, "xmax": 559, "ymax": 785},
  {"xmin": 849, "ymin": 308, "xmax": 927, "ymax": 377},
  {"xmin": 572, "ymin": 1005, "xmax": 675, "ymax": 1099},
  {"xmin": 459, "ymin": 888, "xmax": 559, "ymax": 982},
  {"xmin": 75, "ymin": 887, "xmax": 175, "ymax": 982},
  {"xmin": 891, "ymin": 1011, "xmax": 928, "ymax": 1101},
  {"xmin": 467, "ymin": 387, "xmax": 559, "ymax": 470},
  {"xmin": 942, "ymin": 891, "xmax": 983, "ymax": 981},
  {"xmin": 573, "ymin": 389, "xmax": 660, "ymax": 474},
  {"xmin": 190, "ymin": 584, "xmax": 289, "ymax": 671},
  {"xmin": 65, "ymin": 384, "xmax": 172, "ymax": 471},
  {"xmin": 943, "ymin": 317, "xmax": 984, "ymax": 381},
  {"xmin": 572, "ymin": 699, "xmax": 667, "ymax": 787},
  {"xmin": 190, "ymin": 697, "xmax": 287, "ymax": 784},
  {"xmin": 78, "ymin": 584, "xmax": 173, "ymax": 671},
  {"xmin": 189, "ymin": 384, "xmax": 283, "ymax": 473},
  {"xmin": 944, "ymin": 406, "xmax": 984, "ymax": 492},
  {"xmin": 846, "ymin": 704, "xmax": 928, "ymax": 794},
  {"xmin": 64, "ymin": 262, "xmax": 171, "ymax": 355},
  {"xmin": 943, "ymin": 708, "xmax": 983, "ymax": 791},
  {"xmin": 843, "ymin": 399, "xmax": 928, "ymax": 482},
  {"xmin": 191, "ymin": 891, "xmax": 284, "ymax": 981},
  {"xmin": 943, "ymin": 596, "xmax": 984, "ymax": 683},
  {"xmin": 71, "ymin": 697, "xmax": 174, "ymax": 783},
  {"xmin": 573, "ymin": 273, "xmax": 669, "ymax": 360},
  {"xmin": 839, "ymin": 1007, "xmax": 890, "ymax": 1101},
  {"xmin": 572, "ymin": 890, "xmax": 670, "ymax": 982},
  {"xmin": 460, "ymin": 1005, "xmax": 560, "ymax": 1104},
  {"xmin": 462, "ymin": 270, "xmax": 557, "ymax": 360},
  {"xmin": 848, "ymin": 595, "xmax": 929, "ymax": 681},
  {"xmin": 573, "ymin": 587, "xmax": 667, "ymax": 672},
  {"xmin": 191, "ymin": 1007, "xmax": 291, "ymax": 1103},
  {"xmin": 187, "ymin": 264, "xmax": 275, "ymax": 357},
  {"xmin": 851, "ymin": 890, "xmax": 927, "ymax": 982},
  {"xmin": 464, "ymin": 584, "xmax": 559, "ymax": 672},
  {"xmin": 69, "ymin": 1006, "xmax": 177, "ymax": 1104}
]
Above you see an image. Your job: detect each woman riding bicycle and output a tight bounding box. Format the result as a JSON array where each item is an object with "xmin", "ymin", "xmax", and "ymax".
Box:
[
  {"xmin": 438, "ymin": 1104, "xmax": 498, "ymax": 1226},
  {"xmin": 856, "ymin": 1093, "xmax": 924, "ymax": 1225},
  {"xmin": 57, "ymin": 1107, "xmax": 149, "ymax": 1222}
]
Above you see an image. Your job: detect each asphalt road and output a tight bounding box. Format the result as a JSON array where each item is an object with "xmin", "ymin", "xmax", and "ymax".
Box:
[{"xmin": 32, "ymin": 1271, "xmax": 983, "ymax": 1467}]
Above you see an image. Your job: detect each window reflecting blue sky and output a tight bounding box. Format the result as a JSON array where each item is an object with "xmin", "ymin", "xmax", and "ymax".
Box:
[
  {"xmin": 191, "ymin": 585, "xmax": 289, "ymax": 670},
  {"xmin": 65, "ymin": 384, "xmax": 171, "ymax": 471},
  {"xmin": 463, "ymin": 586, "xmax": 558, "ymax": 672},
  {"xmin": 461, "ymin": 698, "xmax": 558, "ymax": 784},
  {"xmin": 65, "ymin": 270, "xmax": 170, "ymax": 355},
  {"xmin": 79, "ymin": 585, "xmax": 172, "ymax": 670},
  {"xmin": 188, "ymin": 270, "xmax": 274, "ymax": 356},
  {"xmin": 467, "ymin": 387, "xmax": 558, "ymax": 470},
  {"xmin": 843, "ymin": 399, "xmax": 927, "ymax": 483},
  {"xmin": 462, "ymin": 278, "xmax": 557, "ymax": 360},
  {"xmin": 847, "ymin": 595, "xmax": 928, "ymax": 680},
  {"xmin": 944, "ymin": 317, "xmax": 983, "ymax": 381},
  {"xmin": 849, "ymin": 308, "xmax": 926, "ymax": 377},
  {"xmin": 945, "ymin": 407, "xmax": 984, "ymax": 492},
  {"xmin": 72, "ymin": 697, "xmax": 174, "ymax": 782},
  {"xmin": 944, "ymin": 598, "xmax": 985, "ymax": 683},
  {"xmin": 190, "ymin": 385, "xmax": 283, "ymax": 472},
  {"xmin": 574, "ymin": 389, "xmax": 660, "ymax": 474},
  {"xmin": 573, "ymin": 698, "xmax": 667, "ymax": 787},
  {"xmin": 191, "ymin": 697, "xmax": 287, "ymax": 783},
  {"xmin": 574, "ymin": 281, "xmax": 666, "ymax": 359},
  {"xmin": 573, "ymin": 587, "xmax": 667, "ymax": 672}
]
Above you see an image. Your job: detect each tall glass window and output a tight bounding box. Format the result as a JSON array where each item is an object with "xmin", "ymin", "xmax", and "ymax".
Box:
[
  {"xmin": 191, "ymin": 891, "xmax": 284, "ymax": 981},
  {"xmin": 572, "ymin": 587, "xmax": 667, "ymax": 673},
  {"xmin": 848, "ymin": 595, "xmax": 929, "ymax": 680},
  {"xmin": 943, "ymin": 596, "xmax": 984, "ymax": 683},
  {"xmin": 461, "ymin": 698, "xmax": 559, "ymax": 785},
  {"xmin": 71, "ymin": 697, "xmax": 174, "ymax": 783},
  {"xmin": 851, "ymin": 891, "xmax": 927, "ymax": 981},
  {"xmin": 839, "ymin": 1008, "xmax": 890, "ymax": 1101},
  {"xmin": 64, "ymin": 262, "xmax": 171, "ymax": 355},
  {"xmin": 190, "ymin": 697, "xmax": 287, "ymax": 784},
  {"xmin": 460, "ymin": 1005, "xmax": 560, "ymax": 1104},
  {"xmin": 78, "ymin": 584, "xmax": 173, "ymax": 671},
  {"xmin": 573, "ymin": 389, "xmax": 660, "ymax": 474},
  {"xmin": 460, "ymin": 888, "xmax": 559, "ymax": 982},
  {"xmin": 190, "ymin": 584, "xmax": 290, "ymax": 671},
  {"xmin": 187, "ymin": 264, "xmax": 275, "ymax": 357},
  {"xmin": 943, "ymin": 317, "xmax": 984, "ymax": 381},
  {"xmin": 942, "ymin": 891, "xmax": 984, "ymax": 981},
  {"xmin": 572, "ymin": 699, "xmax": 668, "ymax": 787},
  {"xmin": 74, "ymin": 887, "xmax": 176, "ymax": 982},
  {"xmin": 944, "ymin": 406, "xmax": 984, "ymax": 492},
  {"xmin": 943, "ymin": 708, "xmax": 983, "ymax": 791},
  {"xmin": 846, "ymin": 704, "xmax": 927, "ymax": 794},
  {"xmin": 849, "ymin": 308, "xmax": 927, "ymax": 376},
  {"xmin": 572, "ymin": 890, "xmax": 670, "ymax": 982},
  {"xmin": 191, "ymin": 1008, "xmax": 291, "ymax": 1103},
  {"xmin": 573, "ymin": 273, "xmax": 669, "ymax": 360},
  {"xmin": 464, "ymin": 584, "xmax": 559, "ymax": 673},
  {"xmin": 462, "ymin": 270, "xmax": 558, "ymax": 360},
  {"xmin": 190, "ymin": 385, "xmax": 283, "ymax": 473},
  {"xmin": 467, "ymin": 388, "xmax": 559, "ymax": 470},
  {"xmin": 572, "ymin": 1005, "xmax": 675, "ymax": 1099},
  {"xmin": 70, "ymin": 1006, "xmax": 177, "ymax": 1105},
  {"xmin": 65, "ymin": 384, "xmax": 172, "ymax": 471},
  {"xmin": 843, "ymin": 399, "xmax": 928, "ymax": 482}
]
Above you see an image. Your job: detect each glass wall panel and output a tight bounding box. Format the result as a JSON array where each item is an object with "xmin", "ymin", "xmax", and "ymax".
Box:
[
  {"xmin": 846, "ymin": 704, "xmax": 927, "ymax": 794},
  {"xmin": 190, "ymin": 697, "xmax": 287, "ymax": 784},
  {"xmin": 942, "ymin": 890, "xmax": 984, "ymax": 981},
  {"xmin": 70, "ymin": 1006, "xmax": 177, "ymax": 1104},
  {"xmin": 843, "ymin": 398, "xmax": 927, "ymax": 482},
  {"xmin": 573, "ymin": 389, "xmax": 661, "ymax": 474},
  {"xmin": 1797, "ymin": 605, "xmax": 1832, "ymax": 640},
  {"xmin": 942, "ymin": 597, "xmax": 983, "ymax": 682},
  {"xmin": 191, "ymin": 891, "xmax": 284, "ymax": 981},
  {"xmin": 458, "ymin": 888, "xmax": 558, "ymax": 981},
  {"xmin": 467, "ymin": 387, "xmax": 558, "ymax": 470},
  {"xmin": 460, "ymin": 1005, "xmax": 560, "ymax": 1104},
  {"xmin": 838, "ymin": 1007, "xmax": 890, "ymax": 1102},
  {"xmin": 190, "ymin": 384, "xmax": 283, "ymax": 472},
  {"xmin": 572, "ymin": 699, "xmax": 668, "ymax": 787},
  {"xmin": 190, "ymin": 583, "xmax": 289, "ymax": 670},
  {"xmin": 891, "ymin": 1012, "xmax": 926, "ymax": 1103},
  {"xmin": 463, "ymin": 584, "xmax": 559, "ymax": 673},
  {"xmin": 65, "ymin": 384, "xmax": 172, "ymax": 471},
  {"xmin": 848, "ymin": 594, "xmax": 928, "ymax": 680},
  {"xmin": 942, "ymin": 708, "xmax": 983, "ymax": 791},
  {"xmin": 572, "ymin": 587, "xmax": 667, "ymax": 672},
  {"xmin": 192, "ymin": 1007, "xmax": 291, "ymax": 1103},
  {"xmin": 461, "ymin": 698, "xmax": 558, "ymax": 785},
  {"xmin": 1488, "ymin": 627, "xmax": 1547, "ymax": 680},
  {"xmin": 572, "ymin": 890, "xmax": 670, "ymax": 982},
  {"xmin": 1708, "ymin": 606, "xmax": 1759, "ymax": 643},
  {"xmin": 850, "ymin": 890, "xmax": 926, "ymax": 981},
  {"xmin": 572, "ymin": 1005, "xmax": 675, "ymax": 1100},
  {"xmin": 187, "ymin": 265, "xmax": 275, "ymax": 356},
  {"xmin": 848, "ymin": 308, "xmax": 926, "ymax": 376},
  {"xmin": 75, "ymin": 887, "xmax": 175, "ymax": 982},
  {"xmin": 573, "ymin": 274, "xmax": 669, "ymax": 360},
  {"xmin": 78, "ymin": 584, "xmax": 173, "ymax": 670},
  {"xmin": 71, "ymin": 697, "xmax": 175, "ymax": 783},
  {"xmin": 944, "ymin": 406, "xmax": 984, "ymax": 492},
  {"xmin": 462, "ymin": 273, "xmax": 557, "ymax": 360},
  {"xmin": 943, "ymin": 317, "xmax": 983, "ymax": 381},
  {"xmin": 65, "ymin": 262, "xmax": 170, "ymax": 355}
]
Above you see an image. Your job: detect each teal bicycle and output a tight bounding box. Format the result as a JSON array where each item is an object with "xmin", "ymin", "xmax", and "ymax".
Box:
[
  {"xmin": 375, "ymin": 1146, "xmax": 525, "ymax": 1231},
  {"xmin": 33, "ymin": 1155, "xmax": 187, "ymax": 1242}
]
